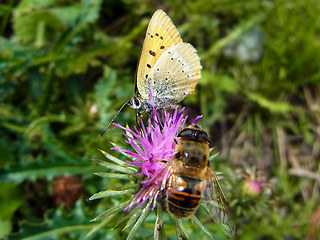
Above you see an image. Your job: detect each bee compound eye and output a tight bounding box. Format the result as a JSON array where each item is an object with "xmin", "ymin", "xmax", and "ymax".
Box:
[
  {"xmin": 193, "ymin": 130, "xmax": 209, "ymax": 143},
  {"xmin": 202, "ymin": 132, "xmax": 210, "ymax": 143},
  {"xmin": 178, "ymin": 129, "xmax": 192, "ymax": 138},
  {"xmin": 193, "ymin": 130, "xmax": 201, "ymax": 139},
  {"xmin": 174, "ymin": 152, "xmax": 181, "ymax": 159}
]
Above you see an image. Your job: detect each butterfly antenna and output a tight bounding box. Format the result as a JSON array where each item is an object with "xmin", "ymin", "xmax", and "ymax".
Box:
[{"xmin": 99, "ymin": 99, "xmax": 131, "ymax": 137}]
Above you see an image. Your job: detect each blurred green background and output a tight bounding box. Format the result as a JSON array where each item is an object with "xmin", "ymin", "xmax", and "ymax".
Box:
[{"xmin": 1, "ymin": 0, "xmax": 319, "ymax": 239}]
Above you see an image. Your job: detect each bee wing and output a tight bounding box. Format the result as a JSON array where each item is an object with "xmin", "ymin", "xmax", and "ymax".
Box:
[
  {"xmin": 136, "ymin": 9, "xmax": 182, "ymax": 97},
  {"xmin": 201, "ymin": 168, "xmax": 235, "ymax": 238}
]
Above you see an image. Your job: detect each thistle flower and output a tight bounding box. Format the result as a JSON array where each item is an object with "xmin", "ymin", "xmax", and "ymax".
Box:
[
  {"xmin": 113, "ymin": 107, "xmax": 188, "ymax": 211},
  {"xmin": 88, "ymin": 108, "xmax": 216, "ymax": 240},
  {"xmin": 242, "ymin": 167, "xmax": 268, "ymax": 196},
  {"xmin": 243, "ymin": 180, "xmax": 262, "ymax": 196}
]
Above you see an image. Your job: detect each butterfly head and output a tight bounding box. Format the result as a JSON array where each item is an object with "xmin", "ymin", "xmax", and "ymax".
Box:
[{"xmin": 128, "ymin": 96, "xmax": 142, "ymax": 110}]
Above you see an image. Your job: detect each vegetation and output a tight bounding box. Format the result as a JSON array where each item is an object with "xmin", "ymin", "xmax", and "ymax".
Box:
[{"xmin": 0, "ymin": 0, "xmax": 319, "ymax": 239}]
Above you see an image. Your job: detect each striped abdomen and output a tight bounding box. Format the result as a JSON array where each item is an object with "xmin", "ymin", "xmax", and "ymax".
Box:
[{"xmin": 167, "ymin": 175, "xmax": 202, "ymax": 218}]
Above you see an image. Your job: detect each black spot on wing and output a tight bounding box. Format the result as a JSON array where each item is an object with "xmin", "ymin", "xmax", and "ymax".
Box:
[{"xmin": 149, "ymin": 50, "xmax": 156, "ymax": 57}]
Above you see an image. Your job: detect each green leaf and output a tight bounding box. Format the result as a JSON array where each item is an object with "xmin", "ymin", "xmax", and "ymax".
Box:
[
  {"xmin": 0, "ymin": 220, "xmax": 11, "ymax": 239},
  {"xmin": 209, "ymin": 152, "xmax": 219, "ymax": 162},
  {"xmin": 0, "ymin": 183, "xmax": 23, "ymax": 238},
  {"xmin": 112, "ymin": 207, "xmax": 140, "ymax": 230},
  {"xmin": 86, "ymin": 211, "xmax": 117, "ymax": 239},
  {"xmin": 90, "ymin": 200, "xmax": 131, "ymax": 222},
  {"xmin": 0, "ymin": 139, "xmax": 15, "ymax": 167},
  {"xmin": 99, "ymin": 149, "xmax": 127, "ymax": 165},
  {"xmin": 124, "ymin": 208, "xmax": 142, "ymax": 230},
  {"xmin": 89, "ymin": 188, "xmax": 137, "ymax": 201},
  {"xmin": 203, "ymin": 13, "xmax": 265, "ymax": 59},
  {"xmin": 7, "ymin": 201, "xmax": 101, "ymax": 240},
  {"xmin": 110, "ymin": 142, "xmax": 140, "ymax": 163},
  {"xmin": 92, "ymin": 158, "xmax": 137, "ymax": 174},
  {"xmin": 13, "ymin": 0, "xmax": 66, "ymax": 43},
  {"xmin": 0, "ymin": 163, "xmax": 101, "ymax": 183},
  {"xmin": 246, "ymin": 92, "xmax": 300, "ymax": 113},
  {"xmin": 173, "ymin": 218, "xmax": 189, "ymax": 240},
  {"xmin": 13, "ymin": 0, "xmax": 102, "ymax": 44},
  {"xmin": 201, "ymin": 70, "xmax": 240, "ymax": 94},
  {"xmin": 94, "ymin": 172, "xmax": 134, "ymax": 180},
  {"xmin": 191, "ymin": 215, "xmax": 214, "ymax": 240}
]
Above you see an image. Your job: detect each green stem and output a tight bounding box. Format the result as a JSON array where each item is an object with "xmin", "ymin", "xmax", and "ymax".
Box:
[{"xmin": 36, "ymin": 63, "xmax": 54, "ymax": 116}]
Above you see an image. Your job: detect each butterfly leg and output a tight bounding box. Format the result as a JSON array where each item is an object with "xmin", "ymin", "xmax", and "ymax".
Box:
[
  {"xmin": 156, "ymin": 109, "xmax": 165, "ymax": 131},
  {"xmin": 135, "ymin": 111, "xmax": 145, "ymax": 135}
]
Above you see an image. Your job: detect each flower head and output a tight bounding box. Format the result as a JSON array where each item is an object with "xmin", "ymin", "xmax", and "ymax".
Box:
[
  {"xmin": 242, "ymin": 167, "xmax": 268, "ymax": 196},
  {"xmin": 244, "ymin": 179, "xmax": 263, "ymax": 196},
  {"xmin": 113, "ymin": 107, "xmax": 201, "ymax": 211}
]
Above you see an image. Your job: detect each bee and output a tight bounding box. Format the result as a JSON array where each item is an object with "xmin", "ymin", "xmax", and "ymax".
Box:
[{"xmin": 166, "ymin": 125, "xmax": 235, "ymax": 237}]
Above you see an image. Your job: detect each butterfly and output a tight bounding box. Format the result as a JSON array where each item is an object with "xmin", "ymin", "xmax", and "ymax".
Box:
[{"xmin": 100, "ymin": 10, "xmax": 202, "ymax": 136}]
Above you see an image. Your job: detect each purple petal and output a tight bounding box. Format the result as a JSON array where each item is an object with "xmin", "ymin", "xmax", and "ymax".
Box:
[{"xmin": 191, "ymin": 115, "xmax": 203, "ymax": 125}]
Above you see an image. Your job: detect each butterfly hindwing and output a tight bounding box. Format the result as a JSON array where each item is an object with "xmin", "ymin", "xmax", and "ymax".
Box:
[
  {"xmin": 136, "ymin": 10, "xmax": 182, "ymax": 97},
  {"xmin": 141, "ymin": 42, "xmax": 202, "ymax": 103}
]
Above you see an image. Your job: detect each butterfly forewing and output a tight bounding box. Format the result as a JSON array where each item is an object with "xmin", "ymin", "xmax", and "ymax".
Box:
[
  {"xmin": 202, "ymin": 168, "xmax": 235, "ymax": 238},
  {"xmin": 136, "ymin": 10, "xmax": 183, "ymax": 97}
]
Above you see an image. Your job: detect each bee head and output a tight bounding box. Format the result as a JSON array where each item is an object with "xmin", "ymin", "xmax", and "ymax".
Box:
[{"xmin": 178, "ymin": 126, "xmax": 209, "ymax": 143}]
